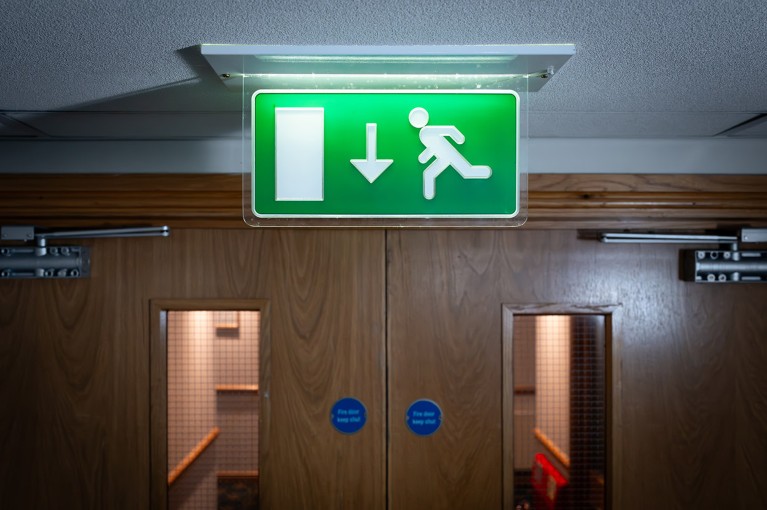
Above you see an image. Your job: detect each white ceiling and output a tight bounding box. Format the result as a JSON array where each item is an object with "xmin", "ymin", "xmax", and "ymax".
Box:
[{"xmin": 1, "ymin": 0, "xmax": 766, "ymax": 142}]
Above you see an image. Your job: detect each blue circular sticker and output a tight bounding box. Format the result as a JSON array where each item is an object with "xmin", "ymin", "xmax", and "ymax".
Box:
[
  {"xmin": 330, "ymin": 397, "xmax": 367, "ymax": 435},
  {"xmin": 406, "ymin": 399, "xmax": 442, "ymax": 436}
]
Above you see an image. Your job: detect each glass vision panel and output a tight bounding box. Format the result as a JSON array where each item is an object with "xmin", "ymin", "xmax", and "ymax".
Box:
[
  {"xmin": 167, "ymin": 311, "xmax": 260, "ymax": 510},
  {"xmin": 512, "ymin": 315, "xmax": 606, "ymax": 510}
]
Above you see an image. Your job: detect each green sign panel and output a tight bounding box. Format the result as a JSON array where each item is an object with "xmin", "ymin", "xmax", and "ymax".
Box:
[{"xmin": 252, "ymin": 90, "xmax": 519, "ymax": 218}]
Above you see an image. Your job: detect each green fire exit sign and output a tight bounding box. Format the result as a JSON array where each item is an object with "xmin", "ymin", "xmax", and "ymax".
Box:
[{"xmin": 251, "ymin": 90, "xmax": 519, "ymax": 218}]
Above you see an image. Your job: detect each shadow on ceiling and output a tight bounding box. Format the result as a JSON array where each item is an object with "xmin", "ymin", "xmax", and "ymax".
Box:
[{"xmin": 0, "ymin": 46, "xmax": 243, "ymax": 141}]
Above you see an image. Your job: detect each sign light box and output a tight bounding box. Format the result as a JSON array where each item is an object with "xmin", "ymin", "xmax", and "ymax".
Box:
[
  {"xmin": 252, "ymin": 89, "xmax": 519, "ymax": 219},
  {"xmin": 200, "ymin": 45, "xmax": 576, "ymax": 227}
]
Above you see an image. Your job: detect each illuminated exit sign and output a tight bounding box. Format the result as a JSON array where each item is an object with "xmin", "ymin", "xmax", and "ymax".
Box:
[{"xmin": 251, "ymin": 90, "xmax": 519, "ymax": 219}]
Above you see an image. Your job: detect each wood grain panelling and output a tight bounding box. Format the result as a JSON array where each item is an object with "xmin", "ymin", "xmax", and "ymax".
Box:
[
  {"xmin": 263, "ymin": 230, "xmax": 386, "ymax": 510},
  {"xmin": 1, "ymin": 173, "xmax": 766, "ymax": 229},
  {"xmin": 0, "ymin": 174, "xmax": 239, "ymax": 228},
  {"xmin": 387, "ymin": 230, "xmax": 767, "ymax": 509},
  {"xmin": 387, "ymin": 231, "xmax": 505, "ymax": 509},
  {"xmin": 0, "ymin": 229, "xmax": 386, "ymax": 510},
  {"xmin": 0, "ymin": 238, "xmax": 158, "ymax": 508},
  {"xmin": 733, "ymin": 295, "xmax": 767, "ymax": 508}
]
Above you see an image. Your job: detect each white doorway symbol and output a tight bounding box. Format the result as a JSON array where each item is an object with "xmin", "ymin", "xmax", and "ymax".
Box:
[{"xmin": 274, "ymin": 107, "xmax": 324, "ymax": 201}]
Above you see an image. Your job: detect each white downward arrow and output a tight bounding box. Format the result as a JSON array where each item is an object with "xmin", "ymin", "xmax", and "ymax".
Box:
[{"xmin": 350, "ymin": 123, "xmax": 393, "ymax": 183}]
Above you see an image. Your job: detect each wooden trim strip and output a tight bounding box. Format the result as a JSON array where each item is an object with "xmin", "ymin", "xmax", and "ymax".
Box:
[
  {"xmin": 218, "ymin": 470, "xmax": 259, "ymax": 479},
  {"xmin": 215, "ymin": 384, "xmax": 259, "ymax": 393},
  {"xmin": 2, "ymin": 174, "xmax": 766, "ymax": 229},
  {"xmin": 501, "ymin": 306, "xmax": 515, "ymax": 510},
  {"xmin": 514, "ymin": 385, "xmax": 535, "ymax": 395},
  {"xmin": 534, "ymin": 427, "xmax": 571, "ymax": 470},
  {"xmin": 167, "ymin": 426, "xmax": 221, "ymax": 486}
]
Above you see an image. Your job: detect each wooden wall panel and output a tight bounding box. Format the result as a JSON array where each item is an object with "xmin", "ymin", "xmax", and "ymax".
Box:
[
  {"xmin": 733, "ymin": 295, "xmax": 767, "ymax": 508},
  {"xmin": 0, "ymin": 237, "xmax": 160, "ymax": 508},
  {"xmin": 1, "ymin": 173, "xmax": 766, "ymax": 229},
  {"xmin": 387, "ymin": 230, "xmax": 767, "ymax": 509},
  {"xmin": 0, "ymin": 229, "xmax": 386, "ymax": 510},
  {"xmin": 262, "ymin": 231, "xmax": 386, "ymax": 510},
  {"xmin": 387, "ymin": 231, "xmax": 504, "ymax": 509},
  {"xmin": 0, "ymin": 282, "xmax": 42, "ymax": 505}
]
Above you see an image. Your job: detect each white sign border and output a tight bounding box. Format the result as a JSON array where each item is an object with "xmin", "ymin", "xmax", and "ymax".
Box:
[{"xmin": 251, "ymin": 89, "xmax": 521, "ymax": 219}]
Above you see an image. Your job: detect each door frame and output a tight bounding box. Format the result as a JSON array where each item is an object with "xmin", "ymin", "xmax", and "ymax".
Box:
[
  {"xmin": 149, "ymin": 299, "xmax": 271, "ymax": 510},
  {"xmin": 502, "ymin": 303, "xmax": 623, "ymax": 510}
]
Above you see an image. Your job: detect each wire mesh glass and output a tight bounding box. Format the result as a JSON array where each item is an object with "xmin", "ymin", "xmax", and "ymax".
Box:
[
  {"xmin": 513, "ymin": 315, "xmax": 606, "ymax": 510},
  {"xmin": 167, "ymin": 310, "xmax": 260, "ymax": 510}
]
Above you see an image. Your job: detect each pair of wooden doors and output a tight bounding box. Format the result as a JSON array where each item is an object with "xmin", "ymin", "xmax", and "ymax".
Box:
[
  {"xmin": 254, "ymin": 229, "xmax": 617, "ymax": 510},
  {"xmin": 152, "ymin": 230, "xmax": 598, "ymax": 509}
]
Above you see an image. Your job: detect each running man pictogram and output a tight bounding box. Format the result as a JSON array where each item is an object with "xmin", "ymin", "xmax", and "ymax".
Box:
[{"xmin": 408, "ymin": 107, "xmax": 492, "ymax": 200}]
